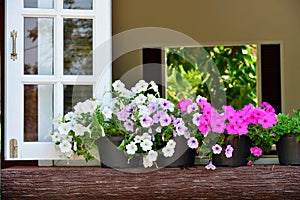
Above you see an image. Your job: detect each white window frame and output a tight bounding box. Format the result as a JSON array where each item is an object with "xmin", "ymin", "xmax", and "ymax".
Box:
[{"xmin": 4, "ymin": 0, "xmax": 112, "ymax": 161}]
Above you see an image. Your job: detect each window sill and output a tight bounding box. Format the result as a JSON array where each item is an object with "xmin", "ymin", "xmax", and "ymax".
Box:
[{"xmin": 2, "ymin": 165, "xmax": 299, "ymax": 199}]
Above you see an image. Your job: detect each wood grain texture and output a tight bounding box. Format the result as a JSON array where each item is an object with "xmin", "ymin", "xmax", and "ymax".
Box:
[{"xmin": 1, "ymin": 165, "xmax": 300, "ymax": 199}]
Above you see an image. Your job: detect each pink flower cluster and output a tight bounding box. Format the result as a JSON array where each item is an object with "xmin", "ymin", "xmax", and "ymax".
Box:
[
  {"xmin": 223, "ymin": 102, "xmax": 277, "ymax": 135},
  {"xmin": 181, "ymin": 98, "xmax": 277, "ymax": 137}
]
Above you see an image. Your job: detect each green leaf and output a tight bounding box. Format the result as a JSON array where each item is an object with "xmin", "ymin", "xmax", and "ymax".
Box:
[{"xmin": 296, "ymin": 135, "xmax": 300, "ymax": 142}]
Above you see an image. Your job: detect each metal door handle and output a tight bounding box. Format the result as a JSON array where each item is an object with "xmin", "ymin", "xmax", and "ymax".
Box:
[{"xmin": 10, "ymin": 30, "xmax": 17, "ymax": 61}]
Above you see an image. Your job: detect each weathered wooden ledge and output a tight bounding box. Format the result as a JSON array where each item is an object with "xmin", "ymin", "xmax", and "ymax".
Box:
[{"xmin": 1, "ymin": 165, "xmax": 300, "ymax": 199}]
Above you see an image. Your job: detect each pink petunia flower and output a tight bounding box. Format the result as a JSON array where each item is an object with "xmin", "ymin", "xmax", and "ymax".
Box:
[
  {"xmin": 198, "ymin": 120, "xmax": 210, "ymax": 137},
  {"xmin": 210, "ymin": 113, "xmax": 226, "ymax": 133},
  {"xmin": 247, "ymin": 161, "xmax": 254, "ymax": 166},
  {"xmin": 250, "ymin": 146, "xmax": 262, "ymax": 157},
  {"xmin": 178, "ymin": 99, "xmax": 193, "ymax": 112},
  {"xmin": 258, "ymin": 114, "xmax": 276, "ymax": 129}
]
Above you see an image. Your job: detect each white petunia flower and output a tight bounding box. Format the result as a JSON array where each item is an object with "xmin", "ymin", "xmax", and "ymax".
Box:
[
  {"xmin": 149, "ymin": 81, "xmax": 159, "ymax": 93},
  {"xmin": 166, "ymin": 139, "xmax": 176, "ymax": 149},
  {"xmin": 73, "ymin": 124, "xmax": 89, "ymax": 136},
  {"xmin": 102, "ymin": 106, "xmax": 112, "ymax": 119},
  {"xmin": 64, "ymin": 112, "xmax": 75, "ymax": 122},
  {"xmin": 141, "ymin": 133, "xmax": 152, "ymax": 141},
  {"xmin": 59, "ymin": 140, "xmax": 72, "ymax": 153},
  {"xmin": 147, "ymin": 150, "xmax": 158, "ymax": 162},
  {"xmin": 138, "ymin": 105, "xmax": 150, "ymax": 116},
  {"xmin": 52, "ymin": 115, "xmax": 62, "ymax": 127},
  {"xmin": 134, "ymin": 135, "xmax": 142, "ymax": 143},
  {"xmin": 135, "ymin": 80, "xmax": 148, "ymax": 93},
  {"xmin": 64, "ymin": 135, "xmax": 73, "ymax": 142},
  {"xmin": 120, "ymin": 88, "xmax": 132, "ymax": 98},
  {"xmin": 192, "ymin": 113, "xmax": 201, "ymax": 126},
  {"xmin": 140, "ymin": 139, "xmax": 153, "ymax": 151},
  {"xmin": 64, "ymin": 150, "xmax": 74, "ymax": 158},
  {"xmin": 112, "ymin": 80, "xmax": 125, "ymax": 92},
  {"xmin": 162, "ymin": 145, "xmax": 175, "ymax": 157},
  {"xmin": 126, "ymin": 142, "xmax": 138, "ymax": 155},
  {"xmin": 51, "ymin": 131, "xmax": 61, "ymax": 143},
  {"xmin": 147, "ymin": 94, "xmax": 157, "ymax": 102},
  {"xmin": 73, "ymin": 102, "xmax": 85, "ymax": 114},
  {"xmin": 81, "ymin": 99, "xmax": 97, "ymax": 113},
  {"xmin": 58, "ymin": 123, "xmax": 72, "ymax": 135},
  {"xmin": 143, "ymin": 156, "xmax": 153, "ymax": 168},
  {"xmin": 73, "ymin": 99, "xmax": 96, "ymax": 114},
  {"xmin": 134, "ymin": 94, "xmax": 147, "ymax": 104}
]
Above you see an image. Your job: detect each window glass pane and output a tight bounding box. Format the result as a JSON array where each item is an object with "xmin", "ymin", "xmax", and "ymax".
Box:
[
  {"xmin": 24, "ymin": 0, "xmax": 54, "ymax": 9},
  {"xmin": 64, "ymin": 18, "xmax": 93, "ymax": 75},
  {"xmin": 24, "ymin": 17, "xmax": 54, "ymax": 75},
  {"xmin": 63, "ymin": 0, "xmax": 93, "ymax": 10},
  {"xmin": 64, "ymin": 85, "xmax": 93, "ymax": 114},
  {"xmin": 24, "ymin": 85, "xmax": 53, "ymax": 142}
]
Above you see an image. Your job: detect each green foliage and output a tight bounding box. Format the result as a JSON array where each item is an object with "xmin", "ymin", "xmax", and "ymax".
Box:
[
  {"xmin": 247, "ymin": 124, "xmax": 275, "ymax": 155},
  {"xmin": 166, "ymin": 45, "xmax": 257, "ymax": 109},
  {"xmin": 272, "ymin": 109, "xmax": 300, "ymax": 142}
]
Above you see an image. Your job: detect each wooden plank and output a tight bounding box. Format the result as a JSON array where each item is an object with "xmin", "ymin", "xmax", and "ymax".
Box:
[{"xmin": 1, "ymin": 165, "xmax": 300, "ymax": 199}]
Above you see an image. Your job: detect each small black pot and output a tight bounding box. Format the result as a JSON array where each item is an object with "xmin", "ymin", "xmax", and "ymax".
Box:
[
  {"xmin": 157, "ymin": 136, "xmax": 196, "ymax": 168},
  {"xmin": 276, "ymin": 134, "xmax": 300, "ymax": 165},
  {"xmin": 96, "ymin": 136, "xmax": 140, "ymax": 168},
  {"xmin": 212, "ymin": 135, "xmax": 251, "ymax": 167}
]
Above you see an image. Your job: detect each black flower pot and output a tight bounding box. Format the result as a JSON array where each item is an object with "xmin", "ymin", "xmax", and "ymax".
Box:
[
  {"xmin": 157, "ymin": 136, "xmax": 196, "ymax": 168},
  {"xmin": 96, "ymin": 136, "xmax": 140, "ymax": 168},
  {"xmin": 276, "ymin": 134, "xmax": 300, "ymax": 165},
  {"xmin": 212, "ymin": 135, "xmax": 251, "ymax": 167}
]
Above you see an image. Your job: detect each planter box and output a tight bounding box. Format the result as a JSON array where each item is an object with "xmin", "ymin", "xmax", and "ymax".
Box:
[
  {"xmin": 276, "ymin": 134, "xmax": 300, "ymax": 165},
  {"xmin": 212, "ymin": 135, "xmax": 251, "ymax": 167}
]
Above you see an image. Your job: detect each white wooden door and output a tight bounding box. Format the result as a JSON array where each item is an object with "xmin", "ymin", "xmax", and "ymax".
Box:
[{"xmin": 4, "ymin": 0, "xmax": 111, "ymax": 161}]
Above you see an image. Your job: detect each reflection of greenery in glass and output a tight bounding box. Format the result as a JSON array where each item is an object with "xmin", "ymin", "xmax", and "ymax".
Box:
[
  {"xmin": 64, "ymin": 18, "xmax": 93, "ymax": 75},
  {"xmin": 64, "ymin": 0, "xmax": 93, "ymax": 10},
  {"xmin": 167, "ymin": 45, "xmax": 257, "ymax": 109}
]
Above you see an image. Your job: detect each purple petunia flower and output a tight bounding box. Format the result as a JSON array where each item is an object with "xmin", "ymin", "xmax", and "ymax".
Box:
[
  {"xmin": 225, "ymin": 145, "xmax": 234, "ymax": 158},
  {"xmin": 160, "ymin": 115, "xmax": 172, "ymax": 127},
  {"xmin": 140, "ymin": 115, "xmax": 153, "ymax": 128},
  {"xmin": 124, "ymin": 120, "xmax": 134, "ymax": 132},
  {"xmin": 187, "ymin": 137, "xmax": 198, "ymax": 149},
  {"xmin": 160, "ymin": 99, "xmax": 174, "ymax": 111},
  {"xmin": 212, "ymin": 144, "xmax": 222, "ymax": 154},
  {"xmin": 147, "ymin": 102, "xmax": 157, "ymax": 113},
  {"xmin": 205, "ymin": 160, "xmax": 216, "ymax": 170},
  {"xmin": 117, "ymin": 109, "xmax": 130, "ymax": 121}
]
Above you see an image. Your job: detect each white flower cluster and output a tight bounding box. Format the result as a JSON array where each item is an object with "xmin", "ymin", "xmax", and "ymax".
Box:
[
  {"xmin": 111, "ymin": 79, "xmax": 159, "ymax": 100},
  {"xmin": 125, "ymin": 133, "xmax": 177, "ymax": 168},
  {"xmin": 51, "ymin": 99, "xmax": 97, "ymax": 158}
]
